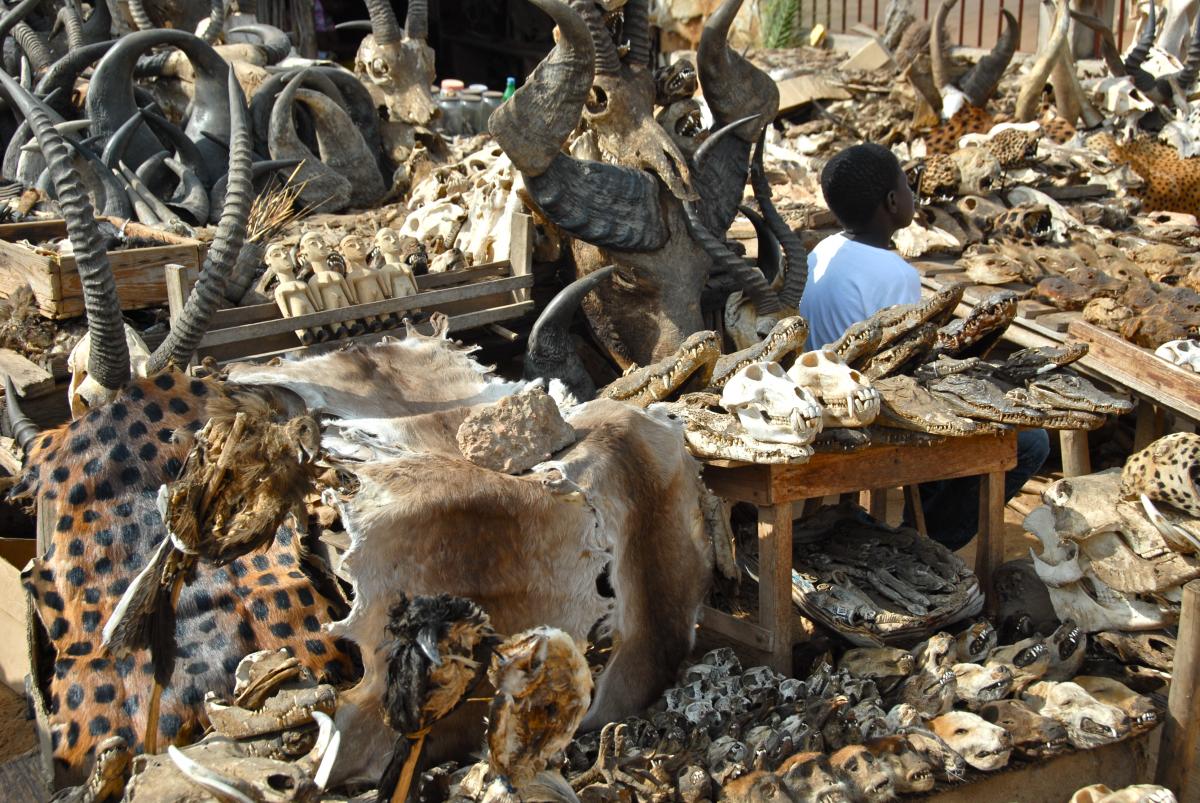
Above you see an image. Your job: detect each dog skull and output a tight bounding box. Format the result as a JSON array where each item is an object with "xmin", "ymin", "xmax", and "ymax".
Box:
[
  {"xmin": 721, "ymin": 361, "xmax": 824, "ymax": 446},
  {"xmin": 830, "ymin": 744, "xmax": 895, "ymax": 803},
  {"xmin": 1072, "ymin": 676, "xmax": 1160, "ymax": 733},
  {"xmin": 955, "ymin": 620, "xmax": 998, "ymax": 663},
  {"xmin": 1022, "ymin": 681, "xmax": 1131, "ymax": 749},
  {"xmin": 953, "ymin": 662, "xmax": 1014, "ymax": 709},
  {"xmin": 979, "ymin": 699, "xmax": 1070, "ymax": 759},
  {"xmin": 930, "ymin": 711, "xmax": 1013, "ymax": 771},
  {"xmin": 787, "ymin": 349, "xmax": 881, "ymax": 427}
]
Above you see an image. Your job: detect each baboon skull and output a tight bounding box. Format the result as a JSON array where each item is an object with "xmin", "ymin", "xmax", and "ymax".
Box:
[
  {"xmin": 787, "ymin": 349, "xmax": 881, "ymax": 427},
  {"xmin": 722, "ymin": 361, "xmax": 824, "ymax": 446}
]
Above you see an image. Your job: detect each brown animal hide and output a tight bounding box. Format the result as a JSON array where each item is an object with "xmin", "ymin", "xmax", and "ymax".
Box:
[{"xmin": 230, "ymin": 328, "xmax": 712, "ymax": 785}]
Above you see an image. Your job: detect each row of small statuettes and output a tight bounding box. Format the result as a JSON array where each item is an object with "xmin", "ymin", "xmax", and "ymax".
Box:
[{"xmin": 265, "ymin": 227, "xmax": 426, "ymax": 344}]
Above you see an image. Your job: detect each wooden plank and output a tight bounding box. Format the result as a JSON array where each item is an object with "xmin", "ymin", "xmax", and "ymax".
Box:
[
  {"xmin": 165, "ymin": 264, "xmax": 190, "ymax": 327},
  {"xmin": 1039, "ymin": 183, "xmax": 1109, "ymax": 202},
  {"xmin": 1070, "ymin": 320, "xmax": 1200, "ymax": 423},
  {"xmin": 0, "ymin": 350, "xmax": 53, "ymax": 398},
  {"xmin": 977, "ymin": 469, "xmax": 1005, "ymax": 616},
  {"xmin": 221, "ymin": 301, "xmax": 536, "ymax": 365},
  {"xmin": 757, "ymin": 502, "xmax": 794, "ymax": 674},
  {"xmin": 507, "ymin": 213, "xmax": 533, "ymax": 303},
  {"xmin": 55, "ymin": 244, "xmax": 199, "ymax": 319},
  {"xmin": 1059, "ymin": 429, "xmax": 1092, "ymax": 478},
  {"xmin": 0, "ymin": 751, "xmax": 47, "ymax": 803},
  {"xmin": 698, "ymin": 606, "xmax": 774, "ymax": 654},
  {"xmin": 0, "ymin": 437, "xmax": 22, "ymax": 476},
  {"xmin": 198, "ymin": 274, "xmax": 534, "ymax": 348},
  {"xmin": 764, "ymin": 432, "xmax": 1017, "ymax": 502},
  {"xmin": 1017, "ymin": 299, "xmax": 1057, "ymax": 319},
  {"xmin": 702, "ymin": 463, "xmax": 774, "ymax": 505},
  {"xmin": 1157, "ymin": 579, "xmax": 1200, "ymax": 796},
  {"xmin": 0, "ymin": 538, "xmax": 34, "ymax": 694},
  {"xmin": 1037, "ymin": 311, "xmax": 1083, "ymax": 333},
  {"xmin": 776, "ymin": 74, "xmax": 851, "ymax": 115}
]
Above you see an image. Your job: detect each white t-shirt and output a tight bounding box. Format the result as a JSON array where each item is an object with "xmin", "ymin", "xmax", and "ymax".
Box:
[{"xmin": 799, "ymin": 232, "xmax": 921, "ymax": 350}]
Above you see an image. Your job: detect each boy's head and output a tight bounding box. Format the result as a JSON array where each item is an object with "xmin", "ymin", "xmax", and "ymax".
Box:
[{"xmin": 820, "ymin": 143, "xmax": 914, "ymax": 237}]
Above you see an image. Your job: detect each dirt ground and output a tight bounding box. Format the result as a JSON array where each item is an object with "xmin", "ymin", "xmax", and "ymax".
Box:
[{"xmin": 0, "ymin": 682, "xmax": 36, "ymax": 764}]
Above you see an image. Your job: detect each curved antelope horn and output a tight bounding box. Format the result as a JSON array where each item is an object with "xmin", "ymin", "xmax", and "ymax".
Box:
[
  {"xmin": 101, "ymin": 109, "xmax": 146, "ymax": 168},
  {"xmin": 1174, "ymin": 10, "xmax": 1200, "ymax": 89},
  {"xmin": 1015, "ymin": 0, "xmax": 1070, "ymax": 122},
  {"xmin": 127, "ymin": 0, "xmax": 155, "ymax": 30},
  {"xmin": 959, "ymin": 9, "xmax": 1018, "ymax": 107},
  {"xmin": 624, "ymin": 0, "xmax": 652, "ymax": 68},
  {"xmin": 490, "ymin": 0, "xmax": 594, "ymax": 177},
  {"xmin": 0, "ymin": 69, "xmax": 129, "ymax": 389},
  {"xmin": 569, "ymin": 0, "xmax": 620, "ymax": 76},
  {"xmin": 523, "ymin": 264, "xmax": 614, "ymax": 401},
  {"xmin": 404, "ymin": 0, "xmax": 428, "ymax": 41},
  {"xmin": 1069, "ymin": 11, "xmax": 1126, "ymax": 77},
  {"xmin": 164, "ymin": 155, "xmax": 209, "ymax": 225},
  {"xmin": 0, "ymin": 0, "xmax": 45, "ymax": 44},
  {"xmin": 81, "ymin": 0, "xmax": 112, "ymax": 44},
  {"xmin": 198, "ymin": 0, "xmax": 228, "ymax": 44},
  {"xmin": 748, "ymin": 133, "xmax": 807, "ymax": 310},
  {"xmin": 930, "ymin": 0, "xmax": 958, "ymax": 94},
  {"xmin": 334, "ymin": 20, "xmax": 372, "ymax": 33},
  {"xmin": 146, "ymin": 69, "xmax": 251, "ymax": 373},
  {"xmin": 35, "ymin": 39, "xmax": 116, "ymax": 112},
  {"xmin": 697, "ymin": 0, "xmax": 777, "ymax": 142},
  {"xmin": 228, "ymin": 23, "xmax": 292, "ymax": 63},
  {"xmin": 4, "ymin": 375, "xmax": 39, "ymax": 456},
  {"xmin": 364, "ymin": 0, "xmax": 403, "ymax": 44},
  {"xmin": 13, "ymin": 22, "xmax": 52, "ymax": 72},
  {"xmin": 1125, "ymin": 0, "xmax": 1156, "ymax": 73},
  {"xmin": 684, "ymin": 116, "xmax": 781, "ymax": 315},
  {"xmin": 1049, "ymin": 16, "xmax": 1103, "ymax": 128},
  {"xmin": 60, "ymin": 0, "xmax": 85, "ymax": 50},
  {"xmin": 738, "ymin": 204, "xmax": 781, "ymax": 284}
]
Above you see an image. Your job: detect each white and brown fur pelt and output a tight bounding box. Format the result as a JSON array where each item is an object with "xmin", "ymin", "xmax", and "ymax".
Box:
[{"xmin": 226, "ymin": 321, "xmax": 714, "ymax": 785}]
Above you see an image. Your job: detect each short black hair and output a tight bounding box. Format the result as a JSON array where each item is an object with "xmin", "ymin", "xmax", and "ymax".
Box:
[{"xmin": 820, "ymin": 143, "xmax": 903, "ymax": 230}]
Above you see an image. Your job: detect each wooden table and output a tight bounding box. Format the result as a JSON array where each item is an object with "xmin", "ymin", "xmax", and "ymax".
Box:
[{"xmin": 700, "ymin": 431, "xmax": 1018, "ymax": 673}]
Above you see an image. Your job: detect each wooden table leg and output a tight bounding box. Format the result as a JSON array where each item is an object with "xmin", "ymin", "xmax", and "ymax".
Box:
[
  {"xmin": 758, "ymin": 502, "xmax": 794, "ymax": 675},
  {"xmin": 1134, "ymin": 401, "xmax": 1163, "ymax": 451},
  {"xmin": 868, "ymin": 488, "xmax": 888, "ymax": 521},
  {"xmin": 975, "ymin": 471, "xmax": 1005, "ymax": 617},
  {"xmin": 1157, "ymin": 579, "xmax": 1200, "ymax": 795},
  {"xmin": 1059, "ymin": 429, "xmax": 1091, "ymax": 478},
  {"xmin": 903, "ymin": 485, "xmax": 927, "ymax": 536}
]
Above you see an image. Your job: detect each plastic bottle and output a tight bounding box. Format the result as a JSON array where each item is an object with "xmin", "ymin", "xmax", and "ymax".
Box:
[{"xmin": 502, "ymin": 76, "xmax": 516, "ymax": 101}]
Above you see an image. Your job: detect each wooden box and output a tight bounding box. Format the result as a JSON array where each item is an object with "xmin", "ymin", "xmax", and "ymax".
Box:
[{"xmin": 0, "ymin": 218, "xmax": 205, "ymax": 320}]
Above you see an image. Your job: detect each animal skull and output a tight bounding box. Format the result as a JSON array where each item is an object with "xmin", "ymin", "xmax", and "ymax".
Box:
[
  {"xmin": 930, "ymin": 711, "xmax": 1012, "ymax": 771},
  {"xmin": 900, "ymin": 729, "xmax": 967, "ymax": 782},
  {"xmin": 1072, "ymin": 676, "xmax": 1160, "ymax": 733},
  {"xmin": 1022, "ymin": 681, "xmax": 1131, "ymax": 748},
  {"xmin": 979, "ymin": 699, "xmax": 1069, "ymax": 759},
  {"xmin": 720, "ymin": 361, "xmax": 824, "ymax": 446},
  {"xmin": 779, "ymin": 751, "xmax": 852, "ymax": 803},
  {"xmin": 67, "ymin": 324, "xmax": 151, "ymax": 418},
  {"xmin": 866, "ymin": 736, "xmax": 935, "ymax": 794},
  {"xmin": 787, "ymin": 349, "xmax": 881, "ymax": 427},
  {"xmin": 953, "ymin": 662, "xmax": 1014, "ymax": 709},
  {"xmin": 1154, "ymin": 340, "xmax": 1200, "ymax": 372},
  {"xmin": 837, "ymin": 648, "xmax": 916, "ymax": 691},
  {"xmin": 955, "ymin": 620, "xmax": 998, "ymax": 663},
  {"xmin": 987, "ymin": 636, "xmax": 1052, "ymax": 689},
  {"xmin": 830, "ymin": 744, "xmax": 895, "ymax": 803},
  {"xmin": 354, "ymin": 33, "xmax": 436, "ymax": 126},
  {"xmin": 949, "ymin": 147, "xmax": 1002, "ymax": 195}
]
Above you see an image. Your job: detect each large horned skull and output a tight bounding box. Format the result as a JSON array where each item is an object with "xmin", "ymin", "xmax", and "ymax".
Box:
[
  {"xmin": 67, "ymin": 324, "xmax": 151, "ymax": 418},
  {"xmin": 353, "ymin": 0, "xmax": 437, "ymax": 126},
  {"xmin": 721, "ymin": 361, "xmax": 823, "ymax": 446}
]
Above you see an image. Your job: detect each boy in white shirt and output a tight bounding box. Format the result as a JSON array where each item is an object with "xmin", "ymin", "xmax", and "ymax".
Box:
[{"xmin": 802, "ymin": 143, "xmax": 1049, "ymax": 552}]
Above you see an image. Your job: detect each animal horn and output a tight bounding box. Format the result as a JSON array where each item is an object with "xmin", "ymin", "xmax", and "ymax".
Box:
[
  {"xmin": 0, "ymin": 0, "xmax": 46, "ymax": 44},
  {"xmin": 228, "ymin": 24, "xmax": 292, "ymax": 64},
  {"xmin": 59, "ymin": 0, "xmax": 85, "ymax": 50},
  {"xmin": 748, "ymin": 134, "xmax": 807, "ymax": 310},
  {"xmin": 404, "ymin": 0, "xmax": 428, "ymax": 40},
  {"xmin": 569, "ymin": 0, "xmax": 620, "ymax": 76},
  {"xmin": 166, "ymin": 746, "xmax": 258, "ymax": 803},
  {"xmin": 81, "ymin": 0, "xmax": 112, "ymax": 44},
  {"xmin": 4, "ymin": 375, "xmax": 39, "ymax": 456},
  {"xmin": 1049, "ymin": 20, "xmax": 1103, "ymax": 128},
  {"xmin": 737, "ymin": 205, "xmax": 781, "ymax": 284},
  {"xmin": 624, "ymin": 0, "xmax": 652, "ymax": 68},
  {"xmin": 145, "ymin": 69, "xmax": 251, "ymax": 373},
  {"xmin": 13, "ymin": 22, "xmax": 52, "ymax": 72},
  {"xmin": 1174, "ymin": 11, "xmax": 1200, "ymax": 89},
  {"xmin": 308, "ymin": 711, "xmax": 341, "ymax": 792},
  {"xmin": 523, "ymin": 265, "xmax": 614, "ymax": 401},
  {"xmin": 1125, "ymin": 0, "xmax": 1156, "ymax": 72},
  {"xmin": 0, "ymin": 69, "xmax": 129, "ymax": 389},
  {"xmin": 696, "ymin": 0, "xmax": 777, "ymax": 142},
  {"xmin": 930, "ymin": 0, "xmax": 958, "ymax": 94},
  {"xmin": 35, "ymin": 39, "xmax": 117, "ymax": 113},
  {"xmin": 164, "ymin": 156, "xmax": 209, "ymax": 225},
  {"xmin": 334, "ymin": 20, "xmax": 372, "ymax": 33},
  {"xmin": 959, "ymin": 10, "xmax": 1018, "ymax": 107},
  {"xmin": 101, "ymin": 109, "xmax": 146, "ymax": 168},
  {"xmin": 364, "ymin": 0, "xmax": 403, "ymax": 45},
  {"xmin": 1015, "ymin": 0, "xmax": 1070, "ymax": 122},
  {"xmin": 489, "ymin": 0, "xmax": 594, "ymax": 177},
  {"xmin": 127, "ymin": 0, "xmax": 155, "ymax": 30},
  {"xmin": 1069, "ymin": 11, "xmax": 1127, "ymax": 77},
  {"xmin": 685, "ymin": 115, "xmax": 781, "ymax": 315}
]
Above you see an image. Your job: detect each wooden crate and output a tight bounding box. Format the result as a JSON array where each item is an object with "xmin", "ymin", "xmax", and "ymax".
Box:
[
  {"xmin": 0, "ymin": 218, "xmax": 205, "ymax": 319},
  {"xmin": 167, "ymin": 212, "xmax": 536, "ymax": 364}
]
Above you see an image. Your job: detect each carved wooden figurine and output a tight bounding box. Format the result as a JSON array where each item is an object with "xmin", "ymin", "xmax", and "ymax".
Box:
[
  {"xmin": 266, "ymin": 241, "xmax": 327, "ymax": 345},
  {"xmin": 374, "ymin": 227, "xmax": 421, "ymax": 299},
  {"xmin": 340, "ymin": 234, "xmax": 393, "ymax": 332},
  {"xmin": 300, "ymin": 231, "xmax": 359, "ymax": 339}
]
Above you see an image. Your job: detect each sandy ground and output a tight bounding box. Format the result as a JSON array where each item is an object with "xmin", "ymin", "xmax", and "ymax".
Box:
[{"xmin": 0, "ymin": 682, "xmax": 36, "ymax": 764}]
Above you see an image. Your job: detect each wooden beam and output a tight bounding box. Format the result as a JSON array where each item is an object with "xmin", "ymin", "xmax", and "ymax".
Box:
[
  {"xmin": 1157, "ymin": 579, "xmax": 1200, "ymax": 796},
  {"xmin": 977, "ymin": 469, "xmax": 1006, "ymax": 616},
  {"xmin": 757, "ymin": 502, "xmax": 795, "ymax": 674},
  {"xmin": 1059, "ymin": 429, "xmax": 1092, "ymax": 478},
  {"xmin": 0, "ymin": 350, "xmax": 53, "ymax": 399}
]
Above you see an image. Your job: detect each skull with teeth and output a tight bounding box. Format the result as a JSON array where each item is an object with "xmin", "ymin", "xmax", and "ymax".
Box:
[
  {"xmin": 1155, "ymin": 339, "xmax": 1200, "ymax": 372},
  {"xmin": 655, "ymin": 99, "xmax": 706, "ymax": 159},
  {"xmin": 1022, "ymin": 681, "xmax": 1132, "ymax": 749},
  {"xmin": 719, "ymin": 770, "xmax": 792, "ymax": 803},
  {"xmin": 930, "ymin": 710, "xmax": 1013, "ymax": 771},
  {"xmin": 1045, "ymin": 619, "xmax": 1087, "ymax": 680},
  {"xmin": 1072, "ymin": 676, "xmax": 1161, "ymax": 734},
  {"xmin": 722, "ymin": 361, "xmax": 824, "ymax": 446},
  {"xmin": 979, "ymin": 699, "xmax": 1070, "ymax": 759},
  {"xmin": 706, "ymin": 736, "xmax": 751, "ymax": 785},
  {"xmin": 837, "ymin": 648, "xmax": 916, "ymax": 693},
  {"xmin": 779, "ymin": 751, "xmax": 852, "ymax": 803},
  {"xmin": 987, "ymin": 636, "xmax": 1052, "ymax": 689},
  {"xmin": 787, "ymin": 349, "xmax": 881, "ymax": 427},
  {"xmin": 830, "ymin": 744, "xmax": 896, "ymax": 803},
  {"xmin": 955, "ymin": 620, "xmax": 998, "ymax": 663},
  {"xmin": 900, "ymin": 728, "xmax": 968, "ymax": 782},
  {"xmin": 953, "ymin": 662, "xmax": 1015, "ymax": 709},
  {"xmin": 865, "ymin": 735, "xmax": 935, "ymax": 794}
]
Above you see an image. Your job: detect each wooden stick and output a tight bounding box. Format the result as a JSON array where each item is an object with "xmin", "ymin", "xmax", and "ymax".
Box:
[
  {"xmin": 143, "ymin": 575, "xmax": 186, "ymax": 755},
  {"xmin": 1156, "ymin": 579, "xmax": 1200, "ymax": 796},
  {"xmin": 389, "ymin": 732, "xmax": 428, "ymax": 803}
]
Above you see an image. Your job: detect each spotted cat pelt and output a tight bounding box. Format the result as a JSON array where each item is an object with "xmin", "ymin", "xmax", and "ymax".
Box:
[{"xmin": 12, "ymin": 371, "xmax": 355, "ymax": 785}]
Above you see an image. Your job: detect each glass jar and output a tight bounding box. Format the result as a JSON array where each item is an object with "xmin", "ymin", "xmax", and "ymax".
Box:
[
  {"xmin": 459, "ymin": 91, "xmax": 483, "ymax": 136},
  {"xmin": 481, "ymin": 90, "xmax": 504, "ymax": 131},
  {"xmin": 438, "ymin": 89, "xmax": 463, "ymax": 136}
]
